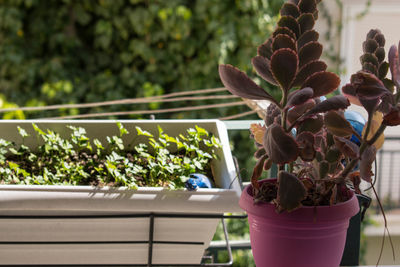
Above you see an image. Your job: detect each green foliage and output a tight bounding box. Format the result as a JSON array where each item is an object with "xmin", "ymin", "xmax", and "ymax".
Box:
[
  {"xmin": 0, "ymin": 123, "xmax": 221, "ymax": 189},
  {"xmin": 0, "ymin": 0, "xmax": 283, "ymax": 119}
]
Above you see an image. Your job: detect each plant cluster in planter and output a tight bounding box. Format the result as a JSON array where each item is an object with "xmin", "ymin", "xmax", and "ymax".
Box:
[
  {"xmin": 218, "ymin": 0, "xmax": 400, "ymax": 266},
  {"xmin": 0, "ymin": 123, "xmax": 221, "ymax": 189}
]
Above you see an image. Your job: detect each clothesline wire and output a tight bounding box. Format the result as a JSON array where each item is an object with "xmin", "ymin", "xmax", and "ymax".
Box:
[
  {"xmin": 42, "ymin": 101, "xmax": 248, "ymax": 120},
  {"xmin": 0, "ymin": 87, "xmax": 228, "ymax": 113}
]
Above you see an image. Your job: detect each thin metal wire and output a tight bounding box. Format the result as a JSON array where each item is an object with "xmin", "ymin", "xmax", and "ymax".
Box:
[
  {"xmin": 41, "ymin": 101, "xmax": 247, "ymax": 120},
  {"xmin": 0, "ymin": 88, "xmax": 228, "ymax": 113},
  {"xmin": 219, "ymin": 110, "xmax": 257, "ymax": 120}
]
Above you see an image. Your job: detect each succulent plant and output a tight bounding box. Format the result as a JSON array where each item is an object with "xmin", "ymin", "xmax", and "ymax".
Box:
[{"xmin": 219, "ymin": 0, "xmax": 400, "ymax": 213}]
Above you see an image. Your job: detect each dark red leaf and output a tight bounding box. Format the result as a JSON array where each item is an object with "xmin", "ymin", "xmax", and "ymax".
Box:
[
  {"xmin": 351, "ymin": 71, "xmax": 390, "ymax": 99},
  {"xmin": 297, "ymin": 13, "xmax": 315, "ymax": 35},
  {"xmin": 219, "ymin": 64, "xmax": 275, "ymax": 101},
  {"xmin": 324, "ymin": 111, "xmax": 355, "ymax": 138},
  {"xmin": 383, "ymin": 106, "xmax": 400, "ymax": 126},
  {"xmin": 378, "ymin": 62, "xmax": 389, "ymax": 80},
  {"xmin": 280, "ymin": 2, "xmax": 300, "ymax": 18},
  {"xmin": 360, "ymin": 53, "xmax": 379, "ymax": 68},
  {"xmin": 367, "ymin": 29, "xmax": 380, "ymax": 40},
  {"xmin": 375, "ymin": 47, "xmax": 385, "ymax": 62},
  {"xmin": 360, "ymin": 145, "xmax": 376, "ymax": 182},
  {"xmin": 273, "ymin": 27, "xmax": 296, "ymax": 40},
  {"xmin": 363, "ymin": 39, "xmax": 378, "ymax": 54},
  {"xmin": 270, "ymin": 48, "xmax": 298, "ymax": 93},
  {"xmin": 298, "ymin": 0, "xmax": 317, "ymax": 14},
  {"xmin": 297, "ymin": 131, "xmax": 316, "ymax": 161},
  {"xmin": 302, "ymin": 71, "xmax": 340, "ymax": 97},
  {"xmin": 272, "ymin": 34, "xmax": 297, "ymax": 52},
  {"xmin": 277, "ymin": 171, "xmax": 307, "ymax": 212},
  {"xmin": 374, "ymin": 33, "xmax": 385, "ymax": 47},
  {"xmin": 252, "ymin": 56, "xmax": 278, "ymax": 86},
  {"xmin": 278, "ymin": 16, "xmax": 300, "ymax": 38},
  {"xmin": 298, "ymin": 41, "xmax": 323, "ymax": 68},
  {"xmin": 258, "ymin": 38, "xmax": 273, "ymax": 59},
  {"xmin": 389, "ymin": 43, "xmax": 400, "ymax": 87},
  {"xmin": 293, "ymin": 60, "xmax": 327, "ymax": 87},
  {"xmin": 286, "ymin": 87, "xmax": 314, "ymax": 108},
  {"xmin": 342, "ymin": 83, "xmax": 361, "ymax": 106},
  {"xmin": 287, "ymin": 99, "xmax": 315, "ymax": 124},
  {"xmin": 263, "ymin": 123, "xmax": 299, "ymax": 165},
  {"xmin": 304, "ymin": 95, "xmax": 350, "ymax": 116},
  {"xmin": 362, "ymin": 62, "xmax": 378, "ymax": 76},
  {"xmin": 334, "ymin": 136, "xmax": 360, "ymax": 159},
  {"xmin": 297, "ymin": 116, "xmax": 323, "ymax": 134},
  {"xmin": 297, "ymin": 30, "xmax": 319, "ymax": 50}
]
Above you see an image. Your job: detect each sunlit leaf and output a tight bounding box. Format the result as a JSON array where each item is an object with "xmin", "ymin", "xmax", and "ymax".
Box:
[
  {"xmin": 219, "ymin": 64, "xmax": 276, "ymax": 101},
  {"xmin": 363, "ymin": 111, "xmax": 384, "ymax": 149},
  {"xmin": 250, "ymin": 123, "xmax": 266, "ymax": 145}
]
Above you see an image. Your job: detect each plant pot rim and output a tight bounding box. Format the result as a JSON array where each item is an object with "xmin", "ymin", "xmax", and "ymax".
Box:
[{"xmin": 239, "ymin": 178, "xmax": 360, "ymax": 222}]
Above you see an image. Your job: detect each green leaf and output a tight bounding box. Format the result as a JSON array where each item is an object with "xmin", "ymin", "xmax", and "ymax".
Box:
[
  {"xmin": 136, "ymin": 126, "xmax": 153, "ymax": 137},
  {"xmin": 117, "ymin": 122, "xmax": 129, "ymax": 137},
  {"xmin": 17, "ymin": 127, "xmax": 29, "ymax": 138}
]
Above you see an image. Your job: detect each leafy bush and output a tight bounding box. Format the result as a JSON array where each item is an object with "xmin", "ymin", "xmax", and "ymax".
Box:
[
  {"xmin": 0, "ymin": 0, "xmax": 283, "ymax": 119},
  {"xmin": 0, "ymin": 123, "xmax": 221, "ymax": 188}
]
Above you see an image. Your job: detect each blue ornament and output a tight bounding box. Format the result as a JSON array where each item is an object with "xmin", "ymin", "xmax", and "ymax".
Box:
[
  {"xmin": 344, "ymin": 111, "xmax": 366, "ymax": 146},
  {"xmin": 185, "ymin": 173, "xmax": 213, "ymax": 190}
]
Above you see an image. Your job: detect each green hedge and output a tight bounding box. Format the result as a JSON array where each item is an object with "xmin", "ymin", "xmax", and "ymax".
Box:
[{"xmin": 0, "ymin": 0, "xmax": 283, "ymax": 119}]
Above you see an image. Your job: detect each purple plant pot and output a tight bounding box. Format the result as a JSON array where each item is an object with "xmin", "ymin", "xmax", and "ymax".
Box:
[{"xmin": 239, "ymin": 179, "xmax": 359, "ymax": 267}]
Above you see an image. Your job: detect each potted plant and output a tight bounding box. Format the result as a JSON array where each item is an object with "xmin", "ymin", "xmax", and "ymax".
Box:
[
  {"xmin": 0, "ymin": 120, "xmax": 242, "ymax": 265},
  {"xmin": 218, "ymin": 0, "xmax": 400, "ymax": 266}
]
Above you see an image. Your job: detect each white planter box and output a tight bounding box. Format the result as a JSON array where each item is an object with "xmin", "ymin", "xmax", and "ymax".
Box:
[{"xmin": 0, "ymin": 120, "xmax": 242, "ymax": 265}]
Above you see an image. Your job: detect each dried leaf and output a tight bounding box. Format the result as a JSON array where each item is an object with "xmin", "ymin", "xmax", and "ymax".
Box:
[
  {"xmin": 302, "ymin": 71, "xmax": 340, "ymax": 97},
  {"xmin": 324, "ymin": 111, "xmax": 354, "ymax": 137},
  {"xmin": 263, "ymin": 124, "xmax": 299, "ymax": 165},
  {"xmin": 219, "ymin": 64, "xmax": 275, "ymax": 101},
  {"xmin": 251, "ymin": 154, "xmax": 268, "ymax": 187},
  {"xmin": 297, "ymin": 13, "xmax": 315, "ymax": 34},
  {"xmin": 272, "ymin": 34, "xmax": 297, "ymax": 52},
  {"xmin": 297, "ymin": 30, "xmax": 319, "ymax": 50},
  {"xmin": 286, "ymin": 87, "xmax": 314, "ymax": 108},
  {"xmin": 298, "ymin": 41, "xmax": 323, "ymax": 68},
  {"xmin": 334, "ymin": 136, "xmax": 360, "ymax": 159},
  {"xmin": 304, "ymin": 95, "xmax": 350, "ymax": 117},
  {"xmin": 252, "ymin": 56, "xmax": 278, "ymax": 86},
  {"xmin": 270, "ymin": 48, "xmax": 298, "ymax": 92},
  {"xmin": 280, "ymin": 3, "xmax": 300, "ymax": 18},
  {"xmin": 363, "ymin": 112, "xmax": 384, "ymax": 149},
  {"xmin": 293, "ymin": 60, "xmax": 327, "ymax": 87},
  {"xmin": 359, "ymin": 145, "xmax": 376, "ymax": 182},
  {"xmin": 278, "ymin": 16, "xmax": 300, "ymax": 38},
  {"xmin": 277, "ymin": 171, "xmax": 307, "ymax": 212},
  {"xmin": 250, "ymin": 123, "xmax": 266, "ymax": 145}
]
